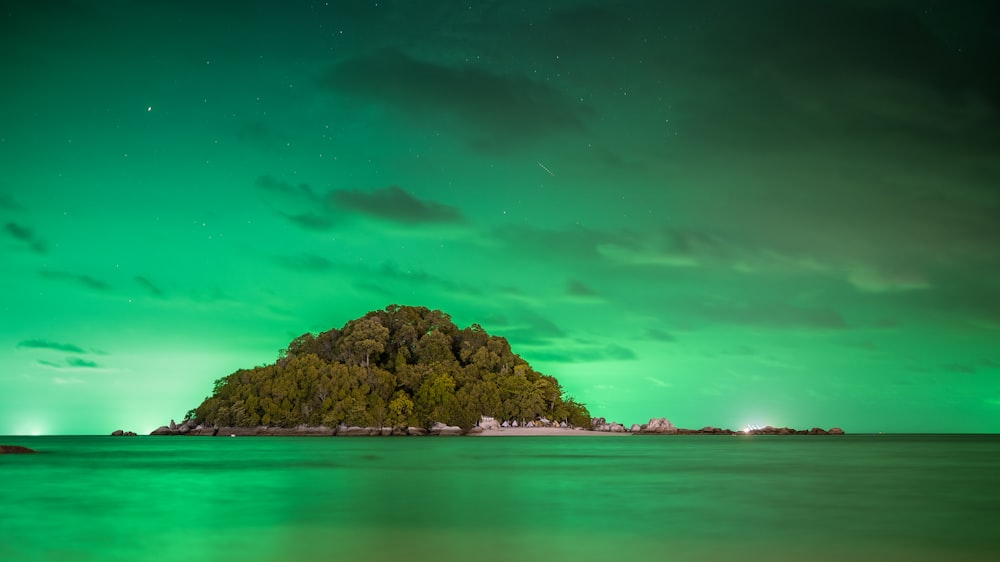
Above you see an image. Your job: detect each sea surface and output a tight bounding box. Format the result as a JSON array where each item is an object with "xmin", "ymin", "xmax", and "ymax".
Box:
[{"xmin": 1, "ymin": 434, "xmax": 997, "ymax": 561}]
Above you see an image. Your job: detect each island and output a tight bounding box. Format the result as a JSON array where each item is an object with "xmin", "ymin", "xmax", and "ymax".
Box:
[
  {"xmin": 144, "ymin": 304, "xmax": 843, "ymax": 437},
  {"xmin": 151, "ymin": 305, "xmax": 592, "ymax": 436}
]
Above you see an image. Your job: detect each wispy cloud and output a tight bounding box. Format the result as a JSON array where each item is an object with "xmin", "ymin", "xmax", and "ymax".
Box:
[
  {"xmin": 134, "ymin": 275, "xmax": 166, "ymax": 299},
  {"xmin": 4, "ymin": 222, "xmax": 47, "ymax": 254},
  {"xmin": 66, "ymin": 357, "xmax": 99, "ymax": 368},
  {"xmin": 39, "ymin": 269, "xmax": 112, "ymax": 292},
  {"xmin": 17, "ymin": 339, "xmax": 85, "ymax": 353},
  {"xmin": 256, "ymin": 175, "xmax": 464, "ymax": 229},
  {"xmin": 54, "ymin": 377, "xmax": 85, "ymax": 385},
  {"xmin": 333, "ymin": 186, "xmax": 464, "ymax": 224},
  {"xmin": 325, "ymin": 49, "xmax": 589, "ymax": 150}
]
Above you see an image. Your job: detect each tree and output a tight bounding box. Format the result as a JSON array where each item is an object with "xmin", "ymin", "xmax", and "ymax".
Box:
[{"xmin": 339, "ymin": 317, "xmax": 389, "ymax": 369}]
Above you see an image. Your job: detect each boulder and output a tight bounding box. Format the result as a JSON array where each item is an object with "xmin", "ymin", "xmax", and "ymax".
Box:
[
  {"xmin": 150, "ymin": 425, "xmax": 174, "ymax": 435},
  {"xmin": 479, "ymin": 416, "xmax": 500, "ymax": 430},
  {"xmin": 407, "ymin": 426, "xmax": 429, "ymax": 436},
  {"xmin": 467, "ymin": 426, "xmax": 484, "ymax": 434},
  {"xmin": 429, "ymin": 422, "xmax": 462, "ymax": 436},
  {"xmin": 609, "ymin": 422, "xmax": 626, "ymax": 433},
  {"xmin": 638, "ymin": 417, "xmax": 677, "ymax": 434},
  {"xmin": 111, "ymin": 429, "xmax": 124, "ymax": 436},
  {"xmin": 809, "ymin": 427, "xmax": 829, "ymax": 435},
  {"xmin": 828, "ymin": 427, "xmax": 845, "ymax": 435},
  {"xmin": 630, "ymin": 424, "xmax": 641, "ymax": 433},
  {"xmin": 338, "ymin": 426, "xmax": 376, "ymax": 436},
  {"xmin": 0, "ymin": 445, "xmax": 36, "ymax": 454}
]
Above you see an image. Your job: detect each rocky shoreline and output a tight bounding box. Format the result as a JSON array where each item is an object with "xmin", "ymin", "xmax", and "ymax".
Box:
[
  {"xmin": 123, "ymin": 416, "xmax": 845, "ymax": 437},
  {"xmin": 590, "ymin": 417, "xmax": 845, "ymax": 435}
]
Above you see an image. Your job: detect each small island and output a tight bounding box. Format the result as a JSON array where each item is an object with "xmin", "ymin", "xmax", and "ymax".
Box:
[
  {"xmin": 151, "ymin": 305, "xmax": 592, "ymax": 436},
  {"xmin": 143, "ymin": 305, "xmax": 843, "ymax": 437}
]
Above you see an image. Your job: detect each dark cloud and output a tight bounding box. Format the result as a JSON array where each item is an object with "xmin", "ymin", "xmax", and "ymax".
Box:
[
  {"xmin": 134, "ymin": 276, "xmax": 166, "ymax": 299},
  {"xmin": 279, "ymin": 211, "xmax": 337, "ymax": 231},
  {"xmin": 4, "ymin": 222, "xmax": 47, "ymax": 254},
  {"xmin": 529, "ymin": 343, "xmax": 637, "ymax": 364},
  {"xmin": 644, "ymin": 328, "xmax": 676, "ymax": 342},
  {"xmin": 256, "ymin": 175, "xmax": 462, "ymax": 229},
  {"xmin": 332, "ymin": 186, "xmax": 464, "ymax": 224},
  {"xmin": 255, "ymin": 175, "xmax": 318, "ymax": 201},
  {"xmin": 17, "ymin": 339, "xmax": 85, "ymax": 353},
  {"xmin": 275, "ymin": 253, "xmax": 335, "ymax": 273},
  {"xmin": 325, "ymin": 49, "xmax": 589, "ymax": 150},
  {"xmin": 66, "ymin": 357, "xmax": 99, "ymax": 368},
  {"xmin": 566, "ymin": 279, "xmax": 598, "ymax": 297},
  {"xmin": 39, "ymin": 269, "xmax": 112, "ymax": 292}
]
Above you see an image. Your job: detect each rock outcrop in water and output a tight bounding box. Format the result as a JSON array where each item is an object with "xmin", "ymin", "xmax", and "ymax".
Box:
[
  {"xmin": 0, "ymin": 445, "xmax": 36, "ymax": 454},
  {"xmin": 588, "ymin": 418, "xmax": 845, "ymax": 435},
  {"xmin": 111, "ymin": 430, "xmax": 137, "ymax": 436}
]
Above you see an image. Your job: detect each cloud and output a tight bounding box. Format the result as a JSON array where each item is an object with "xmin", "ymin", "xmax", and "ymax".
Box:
[
  {"xmin": 54, "ymin": 377, "xmax": 85, "ymax": 385},
  {"xmin": 39, "ymin": 269, "xmax": 112, "ymax": 292},
  {"xmin": 256, "ymin": 175, "xmax": 463, "ymax": 229},
  {"xmin": 566, "ymin": 279, "xmax": 599, "ymax": 297},
  {"xmin": 17, "ymin": 339, "xmax": 85, "ymax": 353},
  {"xmin": 256, "ymin": 175, "xmax": 319, "ymax": 201},
  {"xmin": 134, "ymin": 276, "xmax": 166, "ymax": 299},
  {"xmin": 332, "ymin": 186, "xmax": 464, "ymax": 224},
  {"xmin": 645, "ymin": 377, "xmax": 672, "ymax": 388},
  {"xmin": 644, "ymin": 328, "xmax": 676, "ymax": 342},
  {"xmin": 325, "ymin": 49, "xmax": 589, "ymax": 150},
  {"xmin": 275, "ymin": 253, "xmax": 335, "ymax": 273},
  {"xmin": 528, "ymin": 342, "xmax": 637, "ymax": 363},
  {"xmin": 4, "ymin": 222, "xmax": 47, "ymax": 254},
  {"xmin": 66, "ymin": 357, "xmax": 98, "ymax": 368}
]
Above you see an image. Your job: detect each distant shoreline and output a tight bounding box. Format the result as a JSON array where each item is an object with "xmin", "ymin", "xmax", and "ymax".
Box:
[{"xmin": 473, "ymin": 427, "xmax": 627, "ymax": 436}]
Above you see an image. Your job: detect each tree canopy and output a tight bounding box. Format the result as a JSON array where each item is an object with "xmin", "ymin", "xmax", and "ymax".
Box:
[{"xmin": 191, "ymin": 305, "xmax": 591, "ymax": 430}]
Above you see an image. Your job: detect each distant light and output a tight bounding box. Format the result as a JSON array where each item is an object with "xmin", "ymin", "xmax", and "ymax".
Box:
[{"xmin": 147, "ymin": 106, "xmax": 152, "ymax": 112}]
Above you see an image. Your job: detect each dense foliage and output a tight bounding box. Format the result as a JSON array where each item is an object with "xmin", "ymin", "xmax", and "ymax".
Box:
[{"xmin": 192, "ymin": 305, "xmax": 591, "ymax": 430}]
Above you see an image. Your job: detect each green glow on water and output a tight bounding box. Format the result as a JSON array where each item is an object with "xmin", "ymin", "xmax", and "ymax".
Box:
[{"xmin": 1, "ymin": 436, "xmax": 998, "ymax": 561}]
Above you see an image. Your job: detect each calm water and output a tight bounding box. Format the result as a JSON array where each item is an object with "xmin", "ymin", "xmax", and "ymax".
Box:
[{"xmin": 1, "ymin": 434, "xmax": 997, "ymax": 561}]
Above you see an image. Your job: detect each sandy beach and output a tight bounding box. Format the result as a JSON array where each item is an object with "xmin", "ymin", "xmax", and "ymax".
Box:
[{"xmin": 473, "ymin": 427, "xmax": 628, "ymax": 436}]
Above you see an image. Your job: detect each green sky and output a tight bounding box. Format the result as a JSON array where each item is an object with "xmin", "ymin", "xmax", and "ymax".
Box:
[{"xmin": 2, "ymin": 0, "xmax": 998, "ymax": 435}]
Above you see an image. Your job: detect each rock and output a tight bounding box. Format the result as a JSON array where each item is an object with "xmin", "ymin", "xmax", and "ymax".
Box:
[
  {"xmin": 560, "ymin": 421, "xmax": 568, "ymax": 428},
  {"xmin": 169, "ymin": 419, "xmax": 177, "ymax": 430},
  {"xmin": 430, "ymin": 422, "xmax": 462, "ymax": 436},
  {"xmin": 637, "ymin": 417, "xmax": 677, "ymax": 434},
  {"xmin": 111, "ymin": 429, "xmax": 124, "ymax": 436},
  {"xmin": 407, "ymin": 426, "xmax": 428, "ymax": 436},
  {"xmin": 609, "ymin": 422, "xmax": 626, "ymax": 433},
  {"xmin": 467, "ymin": 426, "xmax": 483, "ymax": 434},
  {"xmin": 591, "ymin": 417, "xmax": 607, "ymax": 427},
  {"xmin": 150, "ymin": 425, "xmax": 173, "ymax": 435},
  {"xmin": 810, "ymin": 427, "xmax": 829, "ymax": 435},
  {"xmin": 0, "ymin": 445, "xmax": 36, "ymax": 454},
  {"xmin": 337, "ymin": 426, "xmax": 375, "ymax": 436},
  {"xmin": 828, "ymin": 427, "xmax": 844, "ymax": 435},
  {"xmin": 630, "ymin": 424, "xmax": 641, "ymax": 433},
  {"xmin": 479, "ymin": 416, "xmax": 500, "ymax": 430}
]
